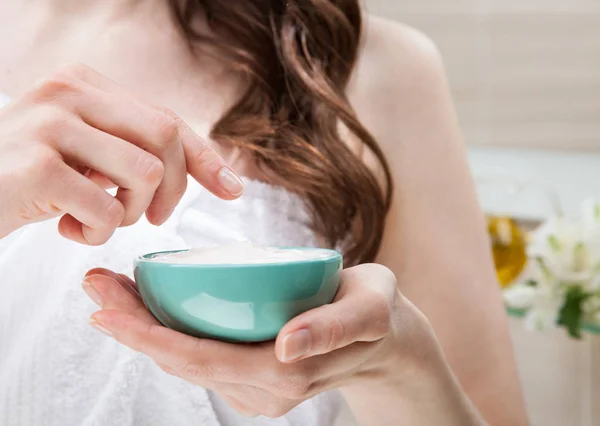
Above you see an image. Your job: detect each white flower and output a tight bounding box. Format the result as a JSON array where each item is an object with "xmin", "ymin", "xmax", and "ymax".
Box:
[
  {"xmin": 503, "ymin": 284, "xmax": 535, "ymax": 309},
  {"xmin": 503, "ymin": 199, "xmax": 600, "ymax": 335},
  {"xmin": 524, "ymin": 284, "xmax": 564, "ymax": 332},
  {"xmin": 525, "ymin": 306, "xmax": 561, "ymax": 332},
  {"xmin": 526, "ymin": 213, "xmax": 600, "ymax": 287},
  {"xmin": 505, "ymin": 279, "xmax": 564, "ymax": 332}
]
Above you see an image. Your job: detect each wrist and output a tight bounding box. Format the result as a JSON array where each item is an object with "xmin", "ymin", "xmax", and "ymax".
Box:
[
  {"xmin": 341, "ymin": 324, "xmax": 446, "ymax": 395},
  {"xmin": 344, "ymin": 302, "xmax": 445, "ymax": 390},
  {"xmin": 340, "ymin": 312, "xmax": 487, "ymax": 426},
  {"xmin": 341, "ymin": 351, "xmax": 485, "ymax": 426}
]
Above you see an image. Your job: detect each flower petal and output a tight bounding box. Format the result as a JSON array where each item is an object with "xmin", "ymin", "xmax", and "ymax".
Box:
[{"xmin": 504, "ymin": 285, "xmax": 537, "ymax": 309}]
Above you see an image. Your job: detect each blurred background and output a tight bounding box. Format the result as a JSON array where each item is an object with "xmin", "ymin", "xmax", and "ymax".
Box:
[
  {"xmin": 367, "ymin": 0, "xmax": 600, "ymax": 151},
  {"xmin": 364, "ymin": 1, "xmax": 600, "ymax": 426}
]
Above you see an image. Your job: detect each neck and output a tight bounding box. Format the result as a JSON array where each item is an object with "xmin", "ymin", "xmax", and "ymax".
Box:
[
  {"xmin": 8, "ymin": 0, "xmax": 168, "ymax": 22},
  {"xmin": 0, "ymin": 0, "xmax": 180, "ymax": 48}
]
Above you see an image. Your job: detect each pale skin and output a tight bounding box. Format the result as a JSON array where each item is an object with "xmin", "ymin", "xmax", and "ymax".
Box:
[{"xmin": 0, "ymin": 0, "xmax": 528, "ymax": 424}]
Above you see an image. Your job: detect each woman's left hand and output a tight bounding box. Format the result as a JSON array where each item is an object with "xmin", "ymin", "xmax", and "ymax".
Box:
[{"xmin": 82, "ymin": 264, "xmax": 431, "ymax": 418}]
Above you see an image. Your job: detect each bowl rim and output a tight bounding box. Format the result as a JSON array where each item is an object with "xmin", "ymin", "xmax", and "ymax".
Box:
[{"xmin": 135, "ymin": 247, "xmax": 343, "ymax": 268}]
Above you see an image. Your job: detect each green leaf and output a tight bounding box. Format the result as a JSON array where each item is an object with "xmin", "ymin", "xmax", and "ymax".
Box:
[
  {"xmin": 557, "ymin": 286, "xmax": 590, "ymax": 339},
  {"xmin": 535, "ymin": 257, "xmax": 553, "ymax": 281},
  {"xmin": 548, "ymin": 235, "xmax": 561, "ymax": 251}
]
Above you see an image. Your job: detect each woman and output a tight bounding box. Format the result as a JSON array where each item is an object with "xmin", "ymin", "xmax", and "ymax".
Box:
[{"xmin": 0, "ymin": 1, "xmax": 528, "ymax": 425}]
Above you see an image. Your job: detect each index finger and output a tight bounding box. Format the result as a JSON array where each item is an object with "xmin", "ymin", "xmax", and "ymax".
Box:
[
  {"xmin": 54, "ymin": 63, "xmax": 245, "ymax": 207},
  {"xmin": 179, "ymin": 124, "xmax": 245, "ymax": 200}
]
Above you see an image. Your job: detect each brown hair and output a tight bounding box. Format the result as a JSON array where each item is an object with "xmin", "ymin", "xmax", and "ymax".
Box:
[{"xmin": 169, "ymin": 0, "xmax": 393, "ymax": 265}]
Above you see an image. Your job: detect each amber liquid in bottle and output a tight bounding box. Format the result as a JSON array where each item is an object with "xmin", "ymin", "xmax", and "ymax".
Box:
[{"xmin": 487, "ymin": 216, "xmax": 528, "ymax": 287}]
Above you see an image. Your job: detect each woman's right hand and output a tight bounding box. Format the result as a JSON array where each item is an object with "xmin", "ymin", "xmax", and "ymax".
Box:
[{"xmin": 0, "ymin": 63, "xmax": 243, "ymax": 244}]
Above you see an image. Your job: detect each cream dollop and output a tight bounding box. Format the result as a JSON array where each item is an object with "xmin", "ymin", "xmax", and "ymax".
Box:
[{"xmin": 151, "ymin": 242, "xmax": 335, "ymax": 265}]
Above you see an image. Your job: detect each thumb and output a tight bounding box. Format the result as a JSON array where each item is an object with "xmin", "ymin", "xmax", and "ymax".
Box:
[{"xmin": 275, "ymin": 264, "xmax": 397, "ymax": 363}]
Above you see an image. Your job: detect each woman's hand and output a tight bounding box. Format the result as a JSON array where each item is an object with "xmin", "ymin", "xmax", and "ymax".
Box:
[
  {"xmin": 0, "ymin": 63, "xmax": 243, "ymax": 244},
  {"xmin": 81, "ymin": 264, "xmax": 485, "ymax": 424}
]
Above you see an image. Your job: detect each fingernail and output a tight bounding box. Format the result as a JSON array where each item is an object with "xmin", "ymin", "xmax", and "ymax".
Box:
[
  {"xmin": 82, "ymin": 281, "xmax": 103, "ymax": 307},
  {"xmin": 89, "ymin": 317, "xmax": 113, "ymax": 337},
  {"xmin": 281, "ymin": 329, "xmax": 312, "ymax": 362},
  {"xmin": 218, "ymin": 167, "xmax": 244, "ymax": 197}
]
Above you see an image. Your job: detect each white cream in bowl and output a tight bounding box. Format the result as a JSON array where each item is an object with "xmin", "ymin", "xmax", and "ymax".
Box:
[{"xmin": 150, "ymin": 242, "xmax": 336, "ymax": 265}]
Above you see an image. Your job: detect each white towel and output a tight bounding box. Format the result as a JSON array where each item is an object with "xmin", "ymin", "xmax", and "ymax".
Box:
[{"xmin": 0, "ymin": 174, "xmax": 345, "ymax": 425}]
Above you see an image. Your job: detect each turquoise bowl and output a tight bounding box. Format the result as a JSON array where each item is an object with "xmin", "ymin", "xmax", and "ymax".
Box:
[{"xmin": 134, "ymin": 248, "xmax": 342, "ymax": 342}]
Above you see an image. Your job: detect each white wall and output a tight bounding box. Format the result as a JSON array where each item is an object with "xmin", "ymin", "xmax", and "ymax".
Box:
[{"xmin": 365, "ymin": 0, "xmax": 600, "ymax": 151}]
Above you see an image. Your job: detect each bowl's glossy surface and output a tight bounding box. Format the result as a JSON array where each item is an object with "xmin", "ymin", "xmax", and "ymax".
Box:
[{"xmin": 134, "ymin": 248, "xmax": 342, "ymax": 342}]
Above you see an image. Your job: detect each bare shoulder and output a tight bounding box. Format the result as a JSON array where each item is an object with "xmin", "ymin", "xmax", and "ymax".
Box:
[
  {"xmin": 352, "ymin": 18, "xmax": 528, "ymax": 426},
  {"xmin": 348, "ymin": 15, "xmax": 457, "ymax": 179},
  {"xmin": 357, "ymin": 15, "xmax": 443, "ymax": 81},
  {"xmin": 349, "ymin": 15, "xmax": 448, "ymax": 143}
]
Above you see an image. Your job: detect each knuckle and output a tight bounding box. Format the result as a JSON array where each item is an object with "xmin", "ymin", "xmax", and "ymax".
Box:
[
  {"xmin": 34, "ymin": 67, "xmax": 85, "ymax": 99},
  {"xmin": 191, "ymin": 142, "xmax": 216, "ymax": 167},
  {"xmin": 176, "ymin": 341, "xmax": 220, "ymax": 380},
  {"xmin": 36, "ymin": 149, "xmax": 63, "ymax": 176},
  {"xmin": 362, "ymin": 263, "xmax": 398, "ymax": 289},
  {"xmin": 325, "ymin": 316, "xmax": 347, "ymax": 352},
  {"xmin": 158, "ymin": 106, "xmax": 181, "ymax": 122},
  {"xmin": 32, "ymin": 108, "xmax": 71, "ymax": 140},
  {"xmin": 32, "ymin": 62, "xmax": 91, "ymax": 103},
  {"xmin": 132, "ymin": 153, "xmax": 164, "ymax": 186},
  {"xmin": 128, "ymin": 324, "xmax": 166, "ymax": 355},
  {"xmin": 364, "ymin": 291, "xmax": 392, "ymax": 340},
  {"xmin": 153, "ymin": 112, "xmax": 182, "ymax": 148},
  {"xmin": 57, "ymin": 62, "xmax": 91, "ymax": 78},
  {"xmin": 367, "ymin": 264, "xmax": 398, "ymax": 290},
  {"xmin": 349, "ymin": 263, "xmax": 397, "ymax": 340},
  {"xmin": 33, "ymin": 78, "xmax": 74, "ymax": 101}
]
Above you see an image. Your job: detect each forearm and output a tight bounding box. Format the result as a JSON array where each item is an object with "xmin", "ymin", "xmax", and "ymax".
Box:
[{"xmin": 341, "ymin": 350, "xmax": 487, "ymax": 426}]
